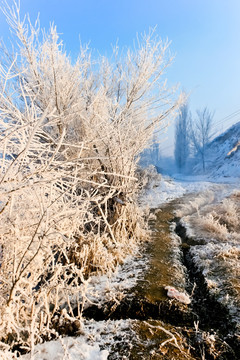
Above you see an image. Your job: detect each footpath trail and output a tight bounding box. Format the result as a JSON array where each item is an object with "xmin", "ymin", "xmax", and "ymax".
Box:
[
  {"xmin": 21, "ymin": 181, "xmax": 240, "ymax": 359},
  {"xmin": 83, "ymin": 186, "xmax": 240, "ymax": 359}
]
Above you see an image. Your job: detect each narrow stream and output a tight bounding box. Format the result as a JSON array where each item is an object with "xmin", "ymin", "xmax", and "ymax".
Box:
[{"xmin": 82, "ymin": 198, "xmax": 240, "ymax": 359}]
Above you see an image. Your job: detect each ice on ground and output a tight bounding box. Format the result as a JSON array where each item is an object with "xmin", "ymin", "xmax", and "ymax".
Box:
[
  {"xmin": 22, "ymin": 336, "xmax": 109, "ymax": 360},
  {"xmin": 21, "ymin": 320, "xmax": 133, "ymax": 360},
  {"xmin": 87, "ymin": 250, "xmax": 149, "ymax": 306}
]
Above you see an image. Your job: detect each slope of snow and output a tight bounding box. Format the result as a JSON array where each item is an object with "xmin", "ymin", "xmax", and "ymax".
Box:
[{"xmin": 194, "ymin": 121, "xmax": 240, "ymax": 177}]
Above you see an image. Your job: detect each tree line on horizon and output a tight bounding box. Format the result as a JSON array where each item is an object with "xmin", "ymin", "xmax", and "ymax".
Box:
[{"xmin": 174, "ymin": 103, "xmax": 214, "ymax": 173}]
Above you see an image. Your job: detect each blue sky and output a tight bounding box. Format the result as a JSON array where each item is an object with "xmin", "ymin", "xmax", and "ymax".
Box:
[{"xmin": 1, "ymin": 0, "xmax": 240, "ymax": 154}]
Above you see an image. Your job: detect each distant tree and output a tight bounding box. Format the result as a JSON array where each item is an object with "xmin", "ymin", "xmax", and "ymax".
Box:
[
  {"xmin": 139, "ymin": 139, "xmax": 160, "ymax": 167},
  {"xmin": 191, "ymin": 107, "xmax": 214, "ymax": 172},
  {"xmin": 174, "ymin": 103, "xmax": 190, "ymax": 172},
  {"xmin": 149, "ymin": 134, "xmax": 161, "ymax": 166}
]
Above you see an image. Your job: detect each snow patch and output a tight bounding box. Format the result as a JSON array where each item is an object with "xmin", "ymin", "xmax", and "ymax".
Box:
[
  {"xmin": 139, "ymin": 173, "xmax": 216, "ymax": 208},
  {"xmin": 22, "ymin": 336, "xmax": 109, "ymax": 360},
  {"xmin": 21, "ymin": 320, "xmax": 133, "ymax": 360}
]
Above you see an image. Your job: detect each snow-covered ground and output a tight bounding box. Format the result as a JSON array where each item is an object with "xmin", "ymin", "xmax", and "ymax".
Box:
[
  {"xmin": 139, "ymin": 169, "xmax": 239, "ymax": 209},
  {"xmin": 16, "ymin": 240, "xmax": 149, "ymax": 360},
  {"xmin": 174, "ymin": 184, "xmax": 240, "ymax": 333},
  {"xmin": 87, "ymin": 250, "xmax": 149, "ymax": 306},
  {"xmin": 22, "ymin": 332, "xmax": 109, "ymax": 360},
  {"xmin": 22, "ymin": 320, "xmax": 134, "ymax": 360},
  {"xmin": 14, "ymin": 172, "xmax": 239, "ymax": 360},
  {"xmin": 194, "ymin": 120, "xmax": 240, "ymax": 177}
]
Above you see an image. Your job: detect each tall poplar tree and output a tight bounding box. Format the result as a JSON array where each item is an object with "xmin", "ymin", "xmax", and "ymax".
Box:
[{"xmin": 174, "ymin": 103, "xmax": 190, "ymax": 172}]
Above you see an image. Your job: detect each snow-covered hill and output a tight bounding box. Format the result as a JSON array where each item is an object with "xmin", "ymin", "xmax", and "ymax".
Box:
[{"xmin": 194, "ymin": 121, "xmax": 240, "ymax": 178}]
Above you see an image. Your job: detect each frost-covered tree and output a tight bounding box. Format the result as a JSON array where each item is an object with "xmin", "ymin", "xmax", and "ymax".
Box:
[
  {"xmin": 191, "ymin": 107, "xmax": 214, "ymax": 172},
  {"xmin": 0, "ymin": 1, "xmax": 183, "ymax": 355},
  {"xmin": 174, "ymin": 103, "xmax": 190, "ymax": 172}
]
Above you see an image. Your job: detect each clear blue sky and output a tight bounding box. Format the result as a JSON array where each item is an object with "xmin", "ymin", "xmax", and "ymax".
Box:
[{"xmin": 1, "ymin": 0, "xmax": 240, "ymax": 155}]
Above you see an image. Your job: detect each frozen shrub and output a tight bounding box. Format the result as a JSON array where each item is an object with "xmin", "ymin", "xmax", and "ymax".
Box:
[
  {"xmin": 175, "ymin": 190, "xmax": 216, "ymax": 217},
  {"xmin": 219, "ymin": 199, "xmax": 239, "ymax": 230},
  {"xmin": 0, "ymin": 1, "xmax": 182, "ymax": 354},
  {"xmin": 197, "ymin": 213, "xmax": 229, "ymax": 241}
]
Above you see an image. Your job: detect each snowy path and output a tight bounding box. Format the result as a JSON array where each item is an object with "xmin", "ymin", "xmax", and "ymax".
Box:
[
  {"xmin": 19, "ymin": 175, "xmax": 240, "ymax": 360},
  {"xmin": 139, "ymin": 173, "xmax": 239, "ymax": 208}
]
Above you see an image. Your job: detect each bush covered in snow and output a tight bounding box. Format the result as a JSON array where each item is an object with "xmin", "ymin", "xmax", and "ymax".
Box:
[{"xmin": 0, "ymin": 2, "xmax": 182, "ymax": 356}]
